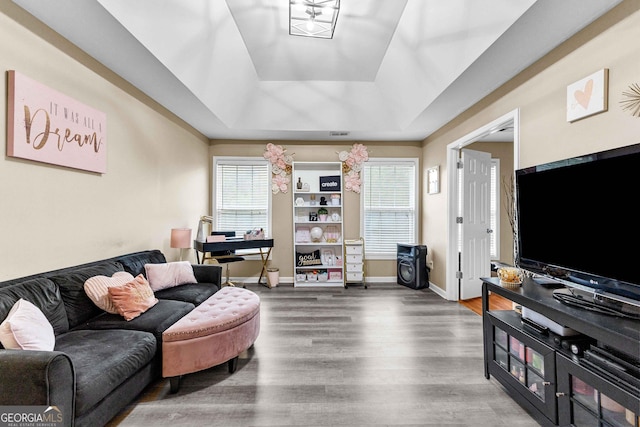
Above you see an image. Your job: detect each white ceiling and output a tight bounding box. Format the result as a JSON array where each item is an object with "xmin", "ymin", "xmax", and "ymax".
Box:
[{"xmin": 13, "ymin": 0, "xmax": 622, "ymax": 142}]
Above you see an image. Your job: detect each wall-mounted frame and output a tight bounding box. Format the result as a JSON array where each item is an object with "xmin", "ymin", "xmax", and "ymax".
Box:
[
  {"xmin": 566, "ymin": 68, "xmax": 608, "ymax": 122},
  {"xmin": 321, "ymin": 248, "xmax": 336, "ymax": 266},
  {"xmin": 427, "ymin": 166, "xmax": 440, "ymax": 194},
  {"xmin": 7, "ymin": 70, "xmax": 107, "ymax": 173}
]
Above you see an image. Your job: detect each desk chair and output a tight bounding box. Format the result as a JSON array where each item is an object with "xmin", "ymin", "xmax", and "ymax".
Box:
[{"xmin": 210, "ymin": 231, "xmax": 245, "ymax": 287}]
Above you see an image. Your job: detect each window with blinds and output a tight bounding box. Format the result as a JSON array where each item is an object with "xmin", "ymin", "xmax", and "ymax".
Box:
[
  {"xmin": 362, "ymin": 159, "xmax": 418, "ymax": 258},
  {"xmin": 214, "ymin": 158, "xmax": 270, "ymax": 238}
]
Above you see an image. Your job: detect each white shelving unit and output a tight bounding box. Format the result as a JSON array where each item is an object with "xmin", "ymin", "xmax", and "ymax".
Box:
[{"xmin": 292, "ymin": 162, "xmax": 344, "ymax": 287}]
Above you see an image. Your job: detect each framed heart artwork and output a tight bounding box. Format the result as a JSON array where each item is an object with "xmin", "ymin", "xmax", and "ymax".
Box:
[{"xmin": 566, "ymin": 68, "xmax": 608, "ymax": 122}]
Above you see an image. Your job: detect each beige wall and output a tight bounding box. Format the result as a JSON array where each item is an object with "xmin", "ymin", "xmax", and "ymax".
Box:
[
  {"xmin": 423, "ymin": 0, "xmax": 640, "ymax": 295},
  {"xmin": 209, "ymin": 141, "xmax": 422, "ymax": 281},
  {"xmin": 3, "ymin": 1, "xmax": 638, "ymax": 291},
  {"xmin": 0, "ymin": 4, "xmax": 210, "ymax": 280}
]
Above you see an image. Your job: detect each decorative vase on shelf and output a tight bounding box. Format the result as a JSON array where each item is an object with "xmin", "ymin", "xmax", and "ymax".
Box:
[
  {"xmin": 310, "ymin": 226, "xmax": 323, "ymax": 242},
  {"xmin": 297, "ymin": 177, "xmax": 302, "ymax": 190},
  {"xmin": 317, "ymin": 207, "xmax": 328, "ymax": 221}
]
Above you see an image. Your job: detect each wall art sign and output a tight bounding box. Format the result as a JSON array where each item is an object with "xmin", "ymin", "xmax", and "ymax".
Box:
[
  {"xmin": 319, "ymin": 175, "xmax": 341, "ymax": 192},
  {"xmin": 7, "ymin": 70, "xmax": 107, "ymax": 173},
  {"xmin": 296, "ymin": 250, "xmax": 322, "ymax": 267},
  {"xmin": 427, "ymin": 165, "xmax": 440, "ymax": 194},
  {"xmin": 566, "ymin": 68, "xmax": 608, "ymax": 122}
]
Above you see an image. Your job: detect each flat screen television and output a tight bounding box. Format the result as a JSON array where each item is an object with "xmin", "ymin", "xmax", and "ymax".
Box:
[{"xmin": 515, "ymin": 143, "xmax": 640, "ymax": 313}]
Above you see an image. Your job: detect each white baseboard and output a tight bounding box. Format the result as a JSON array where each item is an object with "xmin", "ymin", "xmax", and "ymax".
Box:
[
  {"xmin": 234, "ymin": 276, "xmax": 449, "ymax": 301},
  {"xmin": 428, "ymin": 283, "xmax": 447, "ymax": 299}
]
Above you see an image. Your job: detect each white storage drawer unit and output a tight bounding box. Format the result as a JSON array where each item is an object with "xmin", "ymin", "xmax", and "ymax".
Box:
[
  {"xmin": 346, "ymin": 263, "xmax": 362, "ymax": 272},
  {"xmin": 345, "ymin": 254, "xmax": 362, "ymax": 264},
  {"xmin": 344, "ymin": 238, "xmax": 365, "ymax": 288},
  {"xmin": 346, "ymin": 272, "xmax": 363, "ymax": 282},
  {"xmin": 345, "ymin": 245, "xmax": 362, "ymax": 255}
]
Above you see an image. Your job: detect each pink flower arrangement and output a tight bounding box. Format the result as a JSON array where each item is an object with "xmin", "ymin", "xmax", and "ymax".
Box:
[
  {"xmin": 271, "ymin": 173, "xmax": 290, "ymax": 194},
  {"xmin": 344, "ymin": 170, "xmax": 361, "ymax": 193},
  {"xmin": 338, "ymin": 143, "xmax": 369, "ymax": 193},
  {"xmin": 263, "ymin": 143, "xmax": 284, "ymax": 162},
  {"xmin": 263, "ymin": 143, "xmax": 294, "ymax": 194},
  {"xmin": 350, "ymin": 143, "xmax": 369, "ymax": 164}
]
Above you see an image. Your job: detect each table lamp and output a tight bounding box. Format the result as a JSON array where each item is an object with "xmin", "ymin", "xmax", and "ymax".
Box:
[{"xmin": 170, "ymin": 228, "xmax": 192, "ymax": 261}]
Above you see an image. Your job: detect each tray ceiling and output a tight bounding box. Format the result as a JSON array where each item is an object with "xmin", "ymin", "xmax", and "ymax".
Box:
[{"xmin": 13, "ymin": 0, "xmax": 622, "ymax": 141}]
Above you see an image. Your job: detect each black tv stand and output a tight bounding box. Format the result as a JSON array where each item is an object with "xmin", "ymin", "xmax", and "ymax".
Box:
[
  {"xmin": 482, "ymin": 277, "xmax": 640, "ymax": 426},
  {"xmin": 531, "ymin": 276, "xmax": 564, "ymax": 288},
  {"xmin": 553, "ymin": 286, "xmax": 640, "ymax": 320}
]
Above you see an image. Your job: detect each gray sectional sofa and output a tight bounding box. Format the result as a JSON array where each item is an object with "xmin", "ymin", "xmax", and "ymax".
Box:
[{"xmin": 0, "ymin": 250, "xmax": 222, "ymax": 427}]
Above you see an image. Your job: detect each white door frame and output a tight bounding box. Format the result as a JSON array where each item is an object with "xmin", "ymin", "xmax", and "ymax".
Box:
[{"xmin": 445, "ymin": 109, "xmax": 520, "ymax": 301}]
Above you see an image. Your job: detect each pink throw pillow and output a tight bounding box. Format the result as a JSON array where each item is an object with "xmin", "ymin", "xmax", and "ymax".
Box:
[
  {"xmin": 144, "ymin": 261, "xmax": 197, "ymax": 291},
  {"xmin": 108, "ymin": 275, "xmax": 158, "ymax": 321},
  {"xmin": 84, "ymin": 271, "xmax": 135, "ymax": 313},
  {"xmin": 0, "ymin": 299, "xmax": 55, "ymax": 350}
]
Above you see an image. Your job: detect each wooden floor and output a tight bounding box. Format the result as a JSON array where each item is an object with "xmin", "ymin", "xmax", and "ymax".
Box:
[
  {"xmin": 109, "ymin": 283, "xmax": 539, "ymax": 427},
  {"xmin": 458, "ymin": 294, "xmax": 513, "ymax": 316}
]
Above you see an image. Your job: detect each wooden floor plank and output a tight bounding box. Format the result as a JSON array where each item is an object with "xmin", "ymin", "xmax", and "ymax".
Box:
[
  {"xmin": 108, "ymin": 283, "xmax": 538, "ymax": 427},
  {"xmin": 458, "ymin": 294, "xmax": 513, "ymax": 316}
]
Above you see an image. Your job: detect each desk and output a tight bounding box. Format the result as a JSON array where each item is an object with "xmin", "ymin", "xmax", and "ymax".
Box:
[{"xmin": 194, "ymin": 239, "xmax": 274, "ymax": 286}]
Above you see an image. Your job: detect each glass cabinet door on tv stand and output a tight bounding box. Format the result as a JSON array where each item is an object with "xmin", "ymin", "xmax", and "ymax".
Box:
[
  {"xmin": 292, "ymin": 162, "xmax": 344, "ymax": 287},
  {"xmin": 486, "ymin": 310, "xmax": 558, "ymax": 423},
  {"xmin": 556, "ymin": 354, "xmax": 639, "ymax": 427}
]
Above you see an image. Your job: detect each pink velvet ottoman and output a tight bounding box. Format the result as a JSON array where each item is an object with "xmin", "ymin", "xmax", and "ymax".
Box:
[{"xmin": 162, "ymin": 286, "xmax": 260, "ymax": 393}]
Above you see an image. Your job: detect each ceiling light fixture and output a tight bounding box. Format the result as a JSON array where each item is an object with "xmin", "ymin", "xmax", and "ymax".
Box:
[{"xmin": 289, "ymin": 0, "xmax": 340, "ymax": 39}]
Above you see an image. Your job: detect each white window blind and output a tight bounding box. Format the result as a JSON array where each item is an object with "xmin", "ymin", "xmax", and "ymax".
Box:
[
  {"xmin": 214, "ymin": 158, "xmax": 270, "ymax": 237},
  {"xmin": 362, "ymin": 159, "xmax": 418, "ymax": 258}
]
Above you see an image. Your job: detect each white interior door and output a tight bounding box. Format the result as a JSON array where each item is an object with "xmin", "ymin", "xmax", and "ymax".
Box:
[{"xmin": 460, "ymin": 149, "xmax": 492, "ymax": 300}]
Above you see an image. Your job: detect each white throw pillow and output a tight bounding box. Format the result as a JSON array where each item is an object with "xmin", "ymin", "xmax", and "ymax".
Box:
[
  {"xmin": 84, "ymin": 271, "xmax": 135, "ymax": 314},
  {"xmin": 144, "ymin": 261, "xmax": 197, "ymax": 291},
  {"xmin": 0, "ymin": 298, "xmax": 55, "ymax": 351}
]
